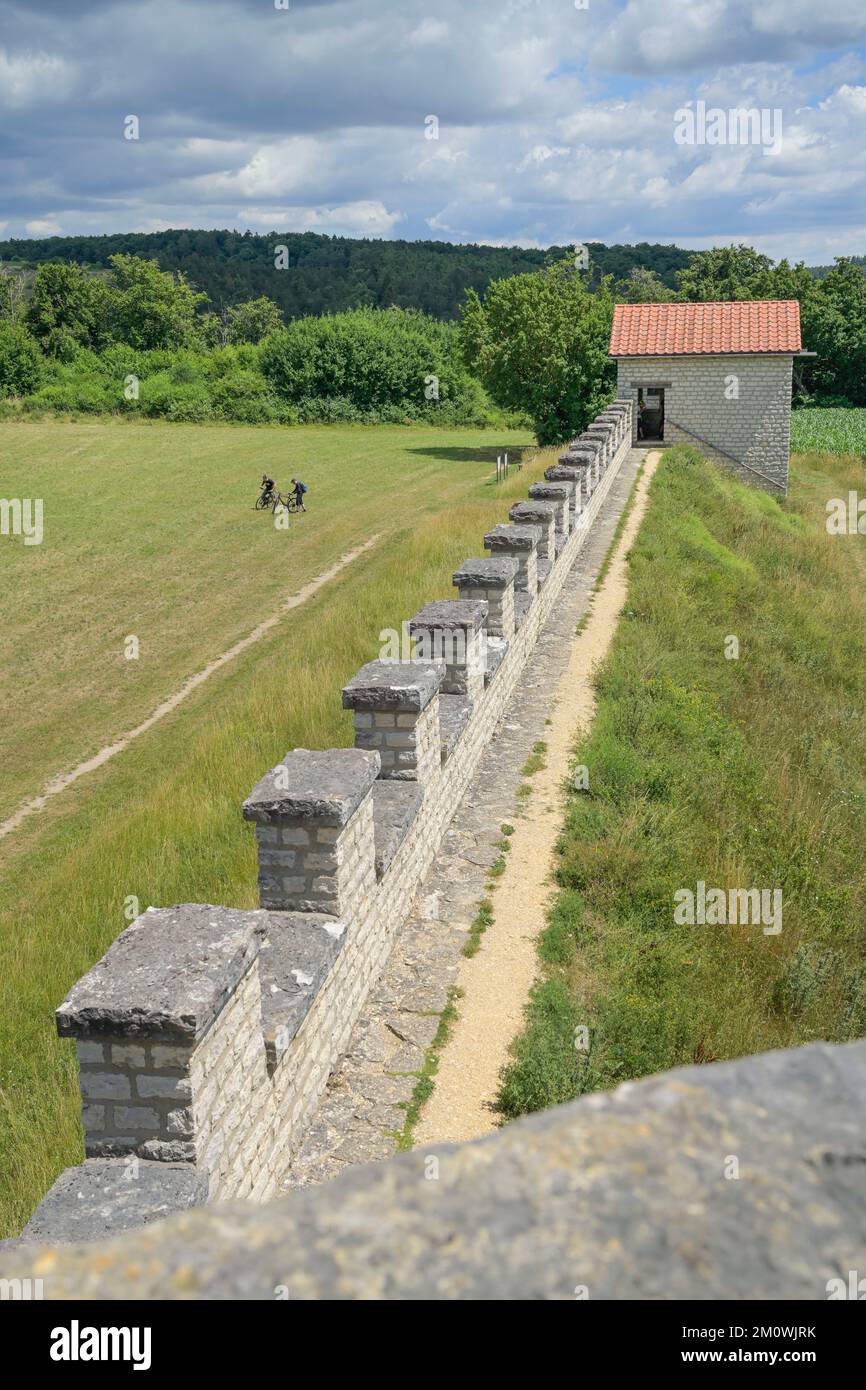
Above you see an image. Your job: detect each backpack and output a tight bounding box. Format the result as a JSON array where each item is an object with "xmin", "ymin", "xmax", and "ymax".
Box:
[{"xmin": 297, "ymin": 481, "xmax": 308, "ymax": 495}]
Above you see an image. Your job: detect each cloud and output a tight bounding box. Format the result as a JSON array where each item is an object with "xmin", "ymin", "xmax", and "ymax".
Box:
[
  {"xmin": 0, "ymin": 0, "xmax": 862, "ymax": 267},
  {"xmin": 243, "ymin": 200, "xmax": 405, "ymax": 236},
  {"xmin": 407, "ymin": 18, "xmax": 449, "ymax": 46},
  {"xmin": 0, "ymin": 49, "xmax": 75, "ymax": 107},
  {"xmin": 593, "ymin": 0, "xmax": 866, "ymax": 73},
  {"xmin": 25, "ymin": 218, "xmax": 62, "ymax": 236}
]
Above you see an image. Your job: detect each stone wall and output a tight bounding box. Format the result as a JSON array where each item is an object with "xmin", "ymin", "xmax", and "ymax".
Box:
[
  {"xmin": 21, "ymin": 403, "xmax": 635, "ymax": 1243},
  {"xmin": 8, "ymin": 1040, "xmax": 865, "ymax": 1298},
  {"xmin": 615, "ymin": 353, "xmax": 793, "ymax": 493}
]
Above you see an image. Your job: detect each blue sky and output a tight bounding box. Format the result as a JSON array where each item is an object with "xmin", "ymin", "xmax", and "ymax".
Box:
[{"xmin": 1, "ymin": 0, "xmax": 864, "ymax": 262}]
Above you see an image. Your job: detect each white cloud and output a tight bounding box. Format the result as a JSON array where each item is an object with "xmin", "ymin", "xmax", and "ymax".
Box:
[
  {"xmin": 243, "ymin": 200, "xmax": 405, "ymax": 236},
  {"xmin": 517, "ymin": 145, "xmax": 570, "ymax": 171},
  {"xmin": 25, "ymin": 217, "xmax": 62, "ymax": 236},
  {"xmin": 408, "ymin": 19, "xmax": 449, "ymax": 46},
  {"xmin": 1, "ymin": 0, "xmax": 864, "ymax": 263},
  {"xmin": 0, "ymin": 50, "xmax": 74, "ymax": 107}
]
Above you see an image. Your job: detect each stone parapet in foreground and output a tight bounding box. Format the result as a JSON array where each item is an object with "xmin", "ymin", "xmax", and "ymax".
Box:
[{"xmin": 4, "ymin": 1040, "xmax": 864, "ymax": 1299}]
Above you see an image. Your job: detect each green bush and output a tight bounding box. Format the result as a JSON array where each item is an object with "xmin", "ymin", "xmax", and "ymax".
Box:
[
  {"xmin": 10, "ymin": 308, "xmax": 502, "ymax": 425},
  {"xmin": 260, "ymin": 306, "xmax": 484, "ymax": 419},
  {"xmin": 772, "ymin": 945, "xmax": 836, "ymax": 1018},
  {"xmin": 209, "ymin": 369, "xmax": 273, "ymax": 423},
  {"xmin": 137, "ymin": 372, "xmax": 213, "ymax": 421},
  {"xmin": 0, "ymin": 322, "xmax": 44, "ymax": 396}
]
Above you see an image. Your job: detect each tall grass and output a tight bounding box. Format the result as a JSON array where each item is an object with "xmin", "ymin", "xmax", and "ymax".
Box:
[
  {"xmin": 499, "ymin": 445, "xmax": 866, "ymax": 1118},
  {"xmin": 0, "ymin": 439, "xmax": 555, "ymax": 1236}
]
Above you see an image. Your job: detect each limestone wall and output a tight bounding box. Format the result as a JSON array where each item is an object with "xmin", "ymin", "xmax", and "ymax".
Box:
[
  {"xmin": 12, "ymin": 1040, "xmax": 864, "ymax": 1298},
  {"xmin": 23, "ymin": 403, "xmax": 634, "ymax": 1242},
  {"xmin": 615, "ymin": 354, "xmax": 793, "ymax": 493}
]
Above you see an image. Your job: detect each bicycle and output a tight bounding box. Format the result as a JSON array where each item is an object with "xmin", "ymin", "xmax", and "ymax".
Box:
[
  {"xmin": 271, "ymin": 491, "xmax": 301, "ymax": 515},
  {"xmin": 256, "ymin": 478, "xmax": 277, "ymax": 510}
]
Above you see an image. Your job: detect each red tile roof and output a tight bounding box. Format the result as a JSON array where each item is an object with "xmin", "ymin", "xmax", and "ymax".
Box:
[{"xmin": 609, "ymin": 300, "xmax": 801, "ymax": 357}]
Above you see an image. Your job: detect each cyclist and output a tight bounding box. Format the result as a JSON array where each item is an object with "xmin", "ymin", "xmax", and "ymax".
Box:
[
  {"xmin": 261, "ymin": 474, "xmax": 276, "ymax": 501},
  {"xmin": 290, "ymin": 478, "xmax": 308, "ymax": 512}
]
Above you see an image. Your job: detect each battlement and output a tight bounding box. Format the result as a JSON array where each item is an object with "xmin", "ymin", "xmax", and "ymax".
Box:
[{"xmin": 24, "ymin": 402, "xmax": 634, "ymax": 1242}]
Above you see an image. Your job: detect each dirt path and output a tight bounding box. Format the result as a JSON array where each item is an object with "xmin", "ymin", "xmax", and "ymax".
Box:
[
  {"xmin": 414, "ymin": 453, "xmax": 660, "ymax": 1146},
  {"xmin": 0, "ymin": 537, "xmax": 380, "ymax": 843}
]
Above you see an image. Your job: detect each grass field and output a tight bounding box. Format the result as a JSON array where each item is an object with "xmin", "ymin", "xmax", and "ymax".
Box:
[
  {"xmin": 499, "ymin": 445, "xmax": 866, "ymax": 1119},
  {"xmin": 0, "ymin": 420, "xmax": 535, "ymax": 825},
  {"xmin": 0, "ymin": 418, "xmax": 550, "ymax": 1236},
  {"xmin": 790, "ymin": 407, "xmax": 866, "ymax": 455}
]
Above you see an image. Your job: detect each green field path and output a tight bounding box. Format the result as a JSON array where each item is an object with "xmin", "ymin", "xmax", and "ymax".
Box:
[{"xmin": 0, "ymin": 420, "xmax": 533, "ymax": 826}]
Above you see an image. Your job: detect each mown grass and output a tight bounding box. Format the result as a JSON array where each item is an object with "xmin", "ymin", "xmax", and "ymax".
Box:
[
  {"xmin": 499, "ymin": 444, "xmax": 866, "ymax": 1119},
  {"xmin": 0, "ymin": 422, "xmax": 553, "ymax": 1237},
  {"xmin": 790, "ymin": 407, "xmax": 866, "ymax": 455},
  {"xmin": 0, "ymin": 419, "xmax": 534, "ymax": 822}
]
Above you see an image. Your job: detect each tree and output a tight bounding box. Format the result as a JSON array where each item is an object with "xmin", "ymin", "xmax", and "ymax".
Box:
[
  {"xmin": 801, "ymin": 259, "xmax": 866, "ymax": 405},
  {"xmin": 104, "ymin": 254, "xmax": 208, "ymax": 350},
  {"xmin": 198, "ymin": 310, "xmax": 229, "ymax": 349},
  {"xmin": 676, "ymin": 245, "xmax": 775, "ymax": 301},
  {"xmin": 459, "ymin": 258, "xmax": 615, "ymax": 445},
  {"xmin": 2, "ymin": 266, "xmax": 28, "ymax": 320},
  {"xmin": 26, "ymin": 262, "xmax": 107, "ymax": 357},
  {"xmin": 614, "ymin": 267, "xmax": 677, "ymax": 303},
  {"xmin": 226, "ymin": 295, "xmax": 283, "ymax": 344},
  {"xmin": 0, "ymin": 321, "xmax": 44, "ymax": 396}
]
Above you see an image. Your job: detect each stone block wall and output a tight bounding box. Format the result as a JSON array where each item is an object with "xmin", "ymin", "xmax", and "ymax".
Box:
[
  {"xmin": 24, "ymin": 402, "xmax": 635, "ymax": 1243},
  {"xmin": 615, "ymin": 353, "xmax": 793, "ymax": 493},
  {"xmin": 11, "ymin": 1040, "xmax": 864, "ymax": 1297}
]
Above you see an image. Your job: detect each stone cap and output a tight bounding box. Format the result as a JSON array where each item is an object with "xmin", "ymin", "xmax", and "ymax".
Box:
[
  {"xmin": 56, "ymin": 905, "xmax": 267, "ymax": 1042},
  {"xmin": 528, "ymin": 482, "xmax": 571, "ymax": 502},
  {"xmin": 342, "ymin": 660, "xmax": 444, "ymax": 713},
  {"xmin": 560, "ymin": 446, "xmax": 599, "ymax": 464},
  {"xmin": 22, "ymin": 1160, "xmax": 209, "ymax": 1244},
  {"xmin": 453, "ymin": 556, "xmax": 519, "ymax": 589},
  {"xmin": 243, "ymin": 747, "xmax": 380, "ymax": 827},
  {"xmin": 408, "ymin": 599, "xmax": 488, "ymax": 635},
  {"xmin": 509, "ymin": 500, "xmax": 557, "ymax": 526},
  {"xmin": 544, "ymin": 465, "xmax": 584, "ymax": 483},
  {"xmin": 258, "ymin": 912, "xmax": 347, "ymax": 1068},
  {"xmin": 13, "ymin": 1039, "xmax": 866, "ymax": 1297},
  {"xmin": 584, "ymin": 422, "xmax": 616, "ymax": 435},
  {"xmin": 484, "ymin": 523, "xmax": 541, "ymax": 552}
]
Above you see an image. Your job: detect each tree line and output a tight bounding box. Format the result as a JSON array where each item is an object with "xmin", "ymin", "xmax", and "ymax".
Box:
[
  {"xmin": 0, "ymin": 240, "xmax": 863, "ymax": 438},
  {"xmin": 0, "ymin": 228, "xmax": 692, "ymax": 320},
  {"xmin": 0, "ymin": 256, "xmax": 495, "ymax": 425}
]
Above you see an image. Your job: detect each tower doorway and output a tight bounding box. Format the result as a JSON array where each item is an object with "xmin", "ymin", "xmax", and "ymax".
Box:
[{"xmin": 637, "ymin": 386, "xmax": 665, "ymax": 441}]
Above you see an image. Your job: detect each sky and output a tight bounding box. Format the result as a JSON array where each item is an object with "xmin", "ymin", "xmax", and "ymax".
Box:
[{"xmin": 1, "ymin": 0, "xmax": 865, "ymax": 263}]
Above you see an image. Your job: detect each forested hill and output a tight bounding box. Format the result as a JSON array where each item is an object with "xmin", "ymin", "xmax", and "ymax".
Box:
[
  {"xmin": 810, "ymin": 254, "xmax": 866, "ymax": 281},
  {"xmin": 0, "ymin": 229, "xmax": 693, "ymax": 320}
]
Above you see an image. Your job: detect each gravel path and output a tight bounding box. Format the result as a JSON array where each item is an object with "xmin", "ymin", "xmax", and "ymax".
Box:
[{"xmin": 414, "ymin": 450, "xmax": 660, "ymax": 1144}]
